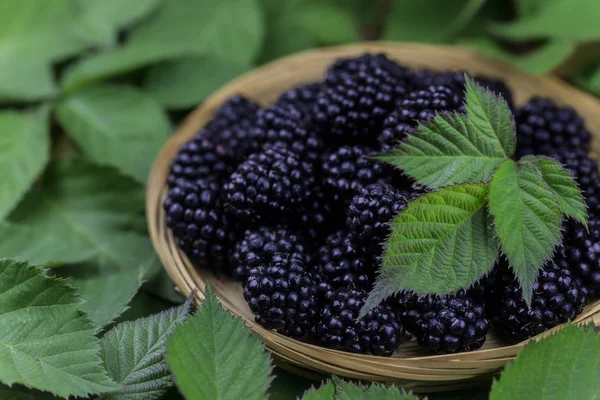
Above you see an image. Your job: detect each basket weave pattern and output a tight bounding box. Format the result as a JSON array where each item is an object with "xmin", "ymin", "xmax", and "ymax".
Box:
[{"xmin": 147, "ymin": 43, "xmax": 600, "ymax": 392}]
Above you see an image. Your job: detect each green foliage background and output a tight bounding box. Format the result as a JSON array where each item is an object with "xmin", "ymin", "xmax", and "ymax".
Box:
[{"xmin": 2, "ymin": 0, "xmax": 600, "ymax": 399}]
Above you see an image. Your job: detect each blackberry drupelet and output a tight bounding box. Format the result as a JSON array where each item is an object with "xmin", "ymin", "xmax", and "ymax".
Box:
[
  {"xmin": 314, "ymin": 230, "xmax": 374, "ymax": 290},
  {"xmin": 167, "ymin": 136, "xmax": 234, "ymax": 186},
  {"xmin": 223, "ymin": 144, "xmax": 315, "ymax": 223},
  {"xmin": 164, "ymin": 179, "xmax": 234, "ymax": 269},
  {"xmin": 378, "ymin": 112, "xmax": 414, "ymax": 151},
  {"xmin": 395, "ymin": 290, "xmax": 490, "ymax": 354},
  {"xmin": 396, "ymin": 85, "xmax": 463, "ymax": 126},
  {"xmin": 243, "ymin": 253, "xmax": 318, "ymax": 338},
  {"xmin": 516, "ymin": 97, "xmax": 591, "ymax": 157},
  {"xmin": 277, "ymin": 82, "xmax": 321, "ymax": 113},
  {"xmin": 230, "ymin": 226, "xmax": 307, "ymax": 281},
  {"xmin": 314, "ymin": 287, "xmax": 406, "ymax": 356},
  {"xmin": 492, "ymin": 258, "xmax": 587, "ymax": 342},
  {"xmin": 251, "ymin": 103, "xmax": 322, "ymax": 162},
  {"xmin": 321, "ymin": 145, "xmax": 388, "ymax": 202},
  {"xmin": 346, "ymin": 183, "xmax": 410, "ymax": 248},
  {"xmin": 205, "ymin": 95, "xmax": 259, "ymax": 134},
  {"xmin": 559, "ymin": 218, "xmax": 600, "ymax": 297}
]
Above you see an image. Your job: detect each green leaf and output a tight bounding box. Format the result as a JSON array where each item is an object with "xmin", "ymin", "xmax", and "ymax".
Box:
[
  {"xmin": 0, "ymin": 259, "xmax": 118, "ymax": 398},
  {"xmin": 515, "ymin": 0, "xmax": 547, "ymax": 17},
  {"xmin": 363, "ymin": 184, "xmax": 498, "ymax": 315},
  {"xmin": 301, "ymin": 382, "xmax": 335, "ymax": 400},
  {"xmin": 377, "ymin": 78, "xmax": 513, "ymax": 189},
  {"xmin": 130, "ymin": 0, "xmax": 264, "ymax": 66},
  {"xmin": 166, "ymin": 286, "xmax": 272, "ymax": 400},
  {"xmin": 521, "ymin": 155, "xmax": 587, "ymax": 226},
  {"xmin": 268, "ymin": 367, "xmax": 314, "ymax": 400},
  {"xmin": 0, "ymin": 384, "xmax": 57, "ymax": 400},
  {"xmin": 0, "ymin": 109, "xmax": 49, "ymax": 220},
  {"xmin": 0, "ymin": 0, "xmax": 90, "ymax": 101},
  {"xmin": 573, "ymin": 62, "xmax": 600, "ymax": 97},
  {"xmin": 295, "ymin": 1, "xmax": 358, "ymax": 44},
  {"xmin": 144, "ymin": 57, "xmax": 248, "ymax": 109},
  {"xmin": 101, "ymin": 300, "xmax": 191, "ymax": 400},
  {"xmin": 334, "ymin": 377, "xmax": 418, "ymax": 400},
  {"xmin": 384, "ymin": 0, "xmax": 486, "ymax": 43},
  {"xmin": 74, "ymin": 0, "xmax": 164, "ymax": 47},
  {"xmin": 490, "ymin": 0, "xmax": 600, "ymax": 41},
  {"xmin": 490, "ymin": 324, "xmax": 600, "ymax": 400},
  {"xmin": 4, "ymin": 157, "xmax": 145, "ymax": 266},
  {"xmin": 488, "ymin": 160, "xmax": 562, "ymax": 305},
  {"xmin": 56, "ymin": 85, "xmax": 171, "ymax": 183}
]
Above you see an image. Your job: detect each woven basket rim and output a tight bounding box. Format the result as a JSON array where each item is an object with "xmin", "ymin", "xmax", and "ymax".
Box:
[{"xmin": 146, "ymin": 42, "xmax": 600, "ymax": 390}]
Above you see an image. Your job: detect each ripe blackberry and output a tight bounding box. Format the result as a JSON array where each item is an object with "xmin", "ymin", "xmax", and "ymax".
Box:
[
  {"xmin": 314, "ymin": 231, "xmax": 374, "ymax": 290},
  {"xmin": 167, "ymin": 136, "xmax": 234, "ymax": 186},
  {"xmin": 251, "ymin": 103, "xmax": 322, "ymax": 162},
  {"xmin": 559, "ymin": 218, "xmax": 600, "ymax": 297},
  {"xmin": 314, "ymin": 287, "xmax": 405, "ymax": 356},
  {"xmin": 295, "ymin": 188, "xmax": 345, "ymax": 238},
  {"xmin": 396, "ymin": 85, "xmax": 463, "ymax": 126},
  {"xmin": 516, "ymin": 97, "xmax": 591, "ymax": 157},
  {"xmin": 394, "ymin": 290, "xmax": 490, "ymax": 354},
  {"xmin": 205, "ymin": 95, "xmax": 259, "ymax": 134},
  {"xmin": 325, "ymin": 53, "xmax": 412, "ymax": 90},
  {"xmin": 346, "ymin": 183, "xmax": 410, "ymax": 248},
  {"xmin": 223, "ymin": 144, "xmax": 316, "ymax": 223},
  {"xmin": 163, "ymin": 179, "xmax": 233, "ymax": 269},
  {"xmin": 321, "ymin": 145, "xmax": 389, "ymax": 202},
  {"xmin": 243, "ymin": 253, "xmax": 317, "ymax": 338},
  {"xmin": 277, "ymin": 82, "xmax": 321, "ymax": 114},
  {"xmin": 230, "ymin": 226, "xmax": 307, "ymax": 281},
  {"xmin": 378, "ymin": 113, "xmax": 414, "ymax": 151},
  {"xmin": 492, "ymin": 258, "xmax": 587, "ymax": 342}
]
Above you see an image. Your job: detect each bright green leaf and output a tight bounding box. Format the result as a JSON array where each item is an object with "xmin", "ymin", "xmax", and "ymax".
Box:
[
  {"xmin": 130, "ymin": 0, "xmax": 264, "ymax": 66},
  {"xmin": 363, "ymin": 184, "xmax": 498, "ymax": 315},
  {"xmin": 488, "ymin": 160, "xmax": 562, "ymax": 305},
  {"xmin": 144, "ymin": 57, "xmax": 248, "ymax": 109},
  {"xmin": 521, "ymin": 155, "xmax": 587, "ymax": 226},
  {"xmin": 490, "ymin": 0, "xmax": 600, "ymax": 41},
  {"xmin": 301, "ymin": 382, "xmax": 335, "ymax": 400},
  {"xmin": 490, "ymin": 324, "xmax": 600, "ymax": 400},
  {"xmin": 56, "ymin": 85, "xmax": 171, "ymax": 183},
  {"xmin": 295, "ymin": 1, "xmax": 357, "ymax": 44},
  {"xmin": 5, "ymin": 157, "xmax": 145, "ymax": 266},
  {"xmin": 0, "ymin": 259, "xmax": 118, "ymax": 398},
  {"xmin": 0, "ymin": 109, "xmax": 49, "ymax": 220},
  {"xmin": 166, "ymin": 287, "xmax": 272, "ymax": 400},
  {"xmin": 334, "ymin": 377, "xmax": 418, "ymax": 400},
  {"xmin": 101, "ymin": 300, "xmax": 191, "ymax": 400},
  {"xmin": 377, "ymin": 78, "xmax": 513, "ymax": 189}
]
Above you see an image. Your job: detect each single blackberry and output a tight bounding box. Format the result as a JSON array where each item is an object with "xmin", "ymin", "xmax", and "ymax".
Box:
[
  {"xmin": 394, "ymin": 290, "xmax": 490, "ymax": 354},
  {"xmin": 516, "ymin": 97, "xmax": 591, "ymax": 157},
  {"xmin": 210, "ymin": 119, "xmax": 260, "ymax": 162},
  {"xmin": 378, "ymin": 113, "xmax": 414, "ymax": 151},
  {"xmin": 492, "ymin": 258, "xmax": 587, "ymax": 342},
  {"xmin": 251, "ymin": 103, "xmax": 322, "ymax": 162},
  {"xmin": 395, "ymin": 85, "xmax": 463, "ymax": 126},
  {"xmin": 223, "ymin": 144, "xmax": 316, "ymax": 223},
  {"xmin": 164, "ymin": 179, "xmax": 234, "ymax": 269},
  {"xmin": 277, "ymin": 82, "xmax": 321, "ymax": 114},
  {"xmin": 314, "ymin": 287, "xmax": 405, "ymax": 356},
  {"xmin": 321, "ymin": 145, "xmax": 388, "ymax": 202},
  {"xmin": 314, "ymin": 231, "xmax": 374, "ymax": 290},
  {"xmin": 243, "ymin": 253, "xmax": 318, "ymax": 338},
  {"xmin": 230, "ymin": 226, "xmax": 307, "ymax": 281},
  {"xmin": 325, "ymin": 53, "xmax": 412, "ymax": 90},
  {"xmin": 346, "ymin": 183, "xmax": 410, "ymax": 248},
  {"xmin": 558, "ymin": 218, "xmax": 600, "ymax": 297},
  {"xmin": 167, "ymin": 136, "xmax": 234, "ymax": 186},
  {"xmin": 205, "ymin": 95, "xmax": 259, "ymax": 134}
]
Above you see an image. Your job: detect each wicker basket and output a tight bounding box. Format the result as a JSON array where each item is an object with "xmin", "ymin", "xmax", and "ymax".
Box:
[{"xmin": 147, "ymin": 43, "xmax": 600, "ymax": 392}]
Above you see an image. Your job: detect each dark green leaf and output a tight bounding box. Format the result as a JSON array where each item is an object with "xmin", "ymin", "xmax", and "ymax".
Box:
[{"xmin": 301, "ymin": 382, "xmax": 334, "ymax": 400}]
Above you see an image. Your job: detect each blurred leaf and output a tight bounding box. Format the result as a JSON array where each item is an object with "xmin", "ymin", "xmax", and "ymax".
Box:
[
  {"xmin": 384, "ymin": 0, "xmax": 486, "ymax": 43},
  {"xmin": 573, "ymin": 63, "xmax": 600, "ymax": 97},
  {"xmin": 61, "ymin": 42, "xmax": 192, "ymax": 92},
  {"xmin": 257, "ymin": 0, "xmax": 314, "ymax": 63},
  {"xmin": 491, "ymin": 0, "xmax": 600, "ymax": 41},
  {"xmin": 131, "ymin": 0, "xmax": 264, "ymax": 65},
  {"xmin": 0, "ymin": 0, "xmax": 90, "ymax": 100},
  {"xmin": 0, "ymin": 384, "xmax": 57, "ymax": 400},
  {"xmin": 458, "ymin": 38, "xmax": 575, "ymax": 74},
  {"xmin": 295, "ymin": 1, "xmax": 358, "ymax": 44},
  {"xmin": 144, "ymin": 56, "xmax": 248, "ymax": 109},
  {"xmin": 490, "ymin": 324, "xmax": 600, "ymax": 399},
  {"xmin": 143, "ymin": 269, "xmax": 186, "ymax": 305},
  {"xmin": 166, "ymin": 287, "xmax": 272, "ymax": 400},
  {"xmin": 268, "ymin": 368, "xmax": 315, "ymax": 400},
  {"xmin": 74, "ymin": 0, "xmax": 164, "ymax": 46},
  {"xmin": 56, "ymin": 85, "xmax": 171, "ymax": 183},
  {"xmin": 515, "ymin": 0, "xmax": 549, "ymax": 17},
  {"xmin": 4, "ymin": 157, "xmax": 145, "ymax": 266},
  {"xmin": 0, "ymin": 109, "xmax": 49, "ymax": 220}
]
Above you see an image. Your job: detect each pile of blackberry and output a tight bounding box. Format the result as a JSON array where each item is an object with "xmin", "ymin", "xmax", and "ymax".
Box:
[{"xmin": 164, "ymin": 53, "xmax": 599, "ymax": 356}]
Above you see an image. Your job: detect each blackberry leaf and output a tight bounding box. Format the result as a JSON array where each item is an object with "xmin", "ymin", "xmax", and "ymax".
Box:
[
  {"xmin": 521, "ymin": 155, "xmax": 588, "ymax": 227},
  {"xmin": 362, "ymin": 184, "xmax": 498, "ymax": 316},
  {"xmin": 488, "ymin": 160, "xmax": 562, "ymax": 305},
  {"xmin": 301, "ymin": 382, "xmax": 335, "ymax": 400},
  {"xmin": 376, "ymin": 78, "xmax": 514, "ymax": 189},
  {"xmin": 490, "ymin": 324, "xmax": 600, "ymax": 400},
  {"xmin": 333, "ymin": 377, "xmax": 418, "ymax": 400}
]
